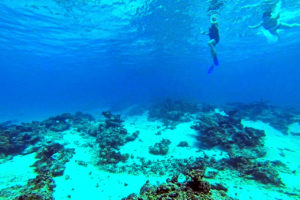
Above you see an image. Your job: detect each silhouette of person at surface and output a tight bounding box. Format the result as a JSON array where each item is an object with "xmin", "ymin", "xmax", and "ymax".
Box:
[{"xmin": 248, "ymin": 0, "xmax": 300, "ymax": 39}]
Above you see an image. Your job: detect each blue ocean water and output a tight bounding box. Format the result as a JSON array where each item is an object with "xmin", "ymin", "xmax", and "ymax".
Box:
[
  {"xmin": 1, "ymin": 0, "xmax": 300, "ymax": 121},
  {"xmin": 1, "ymin": 1, "xmax": 300, "ymax": 199}
]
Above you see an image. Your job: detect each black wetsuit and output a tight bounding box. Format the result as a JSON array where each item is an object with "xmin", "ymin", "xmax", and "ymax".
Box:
[{"xmin": 209, "ymin": 24, "xmax": 220, "ymax": 44}]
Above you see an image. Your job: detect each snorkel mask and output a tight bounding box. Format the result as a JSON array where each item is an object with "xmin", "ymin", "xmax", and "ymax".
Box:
[{"xmin": 210, "ymin": 14, "xmax": 218, "ymax": 24}]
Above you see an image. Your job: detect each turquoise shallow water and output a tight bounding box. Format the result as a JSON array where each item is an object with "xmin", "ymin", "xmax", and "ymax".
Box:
[{"xmin": 0, "ymin": 1, "xmax": 300, "ymax": 199}]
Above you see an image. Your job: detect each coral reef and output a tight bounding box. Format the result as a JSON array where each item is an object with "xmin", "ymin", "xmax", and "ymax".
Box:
[
  {"xmin": 222, "ymin": 101, "xmax": 300, "ymax": 134},
  {"xmin": 191, "ymin": 112, "xmax": 285, "ymax": 186},
  {"xmin": 0, "ymin": 103, "xmax": 297, "ymax": 199},
  {"xmin": 0, "ymin": 143, "xmax": 74, "ymax": 200},
  {"xmin": 0, "ymin": 111, "xmax": 97, "ymax": 158},
  {"xmin": 191, "ymin": 113, "xmax": 265, "ymax": 153},
  {"xmin": 0, "ymin": 174, "xmax": 55, "ymax": 200},
  {"xmin": 148, "ymin": 99, "xmax": 199, "ymax": 126},
  {"xmin": 177, "ymin": 141, "xmax": 189, "ymax": 147},
  {"xmin": 225, "ymin": 157, "xmax": 284, "ymax": 186},
  {"xmin": 100, "ymin": 155, "xmax": 207, "ymax": 177},
  {"xmin": 149, "ymin": 139, "xmax": 171, "ymax": 155},
  {"xmin": 41, "ymin": 113, "xmax": 72, "ymax": 132},
  {"xmin": 40, "ymin": 112, "xmax": 95, "ymax": 132},
  {"xmin": 15, "ymin": 174, "xmax": 56, "ymax": 200},
  {"xmin": 0, "ymin": 123, "xmax": 40, "ymax": 156},
  {"xmin": 33, "ymin": 143, "xmax": 75, "ymax": 177},
  {"xmin": 123, "ymin": 169, "xmax": 231, "ymax": 200},
  {"xmin": 97, "ymin": 111, "xmax": 139, "ymax": 164}
]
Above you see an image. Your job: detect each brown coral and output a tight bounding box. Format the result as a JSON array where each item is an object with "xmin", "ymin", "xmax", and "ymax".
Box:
[{"xmin": 123, "ymin": 169, "xmax": 221, "ymax": 200}]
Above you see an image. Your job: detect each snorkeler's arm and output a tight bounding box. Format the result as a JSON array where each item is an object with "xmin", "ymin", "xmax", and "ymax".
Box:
[
  {"xmin": 200, "ymin": 30, "xmax": 208, "ymax": 35},
  {"xmin": 241, "ymin": 3, "xmax": 260, "ymax": 9},
  {"xmin": 248, "ymin": 22, "xmax": 262, "ymax": 29}
]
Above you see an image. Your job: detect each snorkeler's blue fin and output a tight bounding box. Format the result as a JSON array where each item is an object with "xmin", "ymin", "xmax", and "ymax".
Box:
[{"xmin": 208, "ymin": 65, "xmax": 214, "ymax": 74}]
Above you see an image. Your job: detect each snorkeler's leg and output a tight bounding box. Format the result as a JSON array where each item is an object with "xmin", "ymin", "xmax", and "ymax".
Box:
[
  {"xmin": 207, "ymin": 40, "xmax": 216, "ymax": 73},
  {"xmin": 279, "ymin": 22, "xmax": 300, "ymax": 29},
  {"xmin": 208, "ymin": 39, "xmax": 219, "ymax": 66},
  {"xmin": 268, "ymin": 29, "xmax": 280, "ymax": 40},
  {"xmin": 208, "ymin": 39, "xmax": 217, "ymax": 56}
]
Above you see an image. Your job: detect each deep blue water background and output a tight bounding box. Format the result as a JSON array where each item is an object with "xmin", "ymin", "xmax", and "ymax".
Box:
[{"xmin": 0, "ymin": 0, "xmax": 300, "ymax": 121}]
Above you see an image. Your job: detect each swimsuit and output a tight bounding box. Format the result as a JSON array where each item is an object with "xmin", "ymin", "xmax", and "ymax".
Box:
[
  {"xmin": 209, "ymin": 24, "xmax": 220, "ymax": 44},
  {"xmin": 263, "ymin": 18, "xmax": 279, "ymax": 31}
]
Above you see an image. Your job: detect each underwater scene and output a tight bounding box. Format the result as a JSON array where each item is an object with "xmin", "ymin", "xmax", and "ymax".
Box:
[{"xmin": 1, "ymin": 0, "xmax": 300, "ymax": 199}]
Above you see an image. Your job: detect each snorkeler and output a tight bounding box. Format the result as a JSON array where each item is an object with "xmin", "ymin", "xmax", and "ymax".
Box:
[
  {"xmin": 248, "ymin": 0, "xmax": 300, "ymax": 38},
  {"xmin": 202, "ymin": 14, "xmax": 220, "ymax": 73}
]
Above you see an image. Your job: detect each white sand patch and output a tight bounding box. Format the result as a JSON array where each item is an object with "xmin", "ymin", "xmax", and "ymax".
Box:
[
  {"xmin": 123, "ymin": 112, "xmax": 163, "ymax": 131},
  {"xmin": 207, "ymin": 168, "xmax": 298, "ymax": 200},
  {"xmin": 219, "ymin": 171, "xmax": 297, "ymax": 200},
  {"xmin": 289, "ymin": 122, "xmax": 300, "ymax": 134},
  {"xmin": 214, "ymin": 108, "xmax": 228, "ymax": 116},
  {"xmin": 0, "ymin": 153, "xmax": 37, "ymax": 190},
  {"xmin": 121, "ymin": 113, "xmax": 169, "ymax": 161},
  {"xmin": 54, "ymin": 162, "xmax": 166, "ymax": 200},
  {"xmin": 122, "ymin": 113, "xmax": 228, "ymax": 161},
  {"xmin": 53, "ymin": 130, "xmax": 166, "ymax": 200}
]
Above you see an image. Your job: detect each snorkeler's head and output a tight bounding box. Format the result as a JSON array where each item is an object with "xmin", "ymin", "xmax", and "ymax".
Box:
[
  {"xmin": 263, "ymin": 11, "xmax": 271, "ymax": 19},
  {"xmin": 210, "ymin": 14, "xmax": 218, "ymax": 24}
]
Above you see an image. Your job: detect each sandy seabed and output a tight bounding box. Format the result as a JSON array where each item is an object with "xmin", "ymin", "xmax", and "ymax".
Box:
[{"xmin": 0, "ymin": 109, "xmax": 300, "ymax": 200}]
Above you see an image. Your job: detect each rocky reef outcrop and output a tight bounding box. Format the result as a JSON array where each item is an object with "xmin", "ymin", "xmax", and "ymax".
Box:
[
  {"xmin": 97, "ymin": 111, "xmax": 139, "ymax": 164},
  {"xmin": 191, "ymin": 113, "xmax": 266, "ymax": 158},
  {"xmin": 191, "ymin": 112, "xmax": 285, "ymax": 186},
  {"xmin": 221, "ymin": 101, "xmax": 300, "ymax": 134},
  {"xmin": 33, "ymin": 143, "xmax": 75, "ymax": 177},
  {"xmin": 0, "ymin": 143, "xmax": 75, "ymax": 200},
  {"xmin": 14, "ymin": 174, "xmax": 56, "ymax": 200},
  {"xmin": 40, "ymin": 112, "xmax": 95, "ymax": 132},
  {"xmin": 225, "ymin": 157, "xmax": 284, "ymax": 186},
  {"xmin": 149, "ymin": 139, "xmax": 171, "ymax": 155},
  {"xmin": 0, "ymin": 112, "xmax": 95, "ymax": 157},
  {"xmin": 148, "ymin": 99, "xmax": 199, "ymax": 126},
  {"xmin": 123, "ymin": 169, "xmax": 231, "ymax": 200},
  {"xmin": 0, "ymin": 123, "xmax": 40, "ymax": 156}
]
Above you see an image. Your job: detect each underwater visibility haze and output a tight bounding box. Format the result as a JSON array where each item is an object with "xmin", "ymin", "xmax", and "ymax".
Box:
[
  {"xmin": 0, "ymin": 0, "xmax": 300, "ymax": 200},
  {"xmin": 1, "ymin": 0, "xmax": 300, "ymax": 120}
]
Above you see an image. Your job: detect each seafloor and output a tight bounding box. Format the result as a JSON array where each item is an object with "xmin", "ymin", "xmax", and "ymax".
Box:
[{"xmin": 0, "ymin": 100, "xmax": 300, "ymax": 200}]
